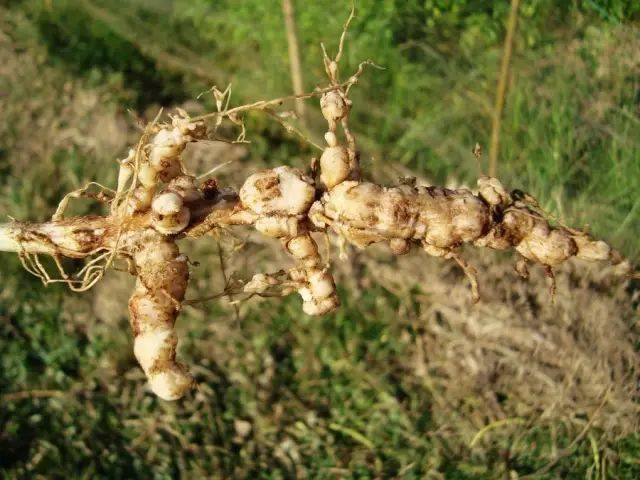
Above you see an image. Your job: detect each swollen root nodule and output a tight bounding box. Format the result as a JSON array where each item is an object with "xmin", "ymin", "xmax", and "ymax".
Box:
[
  {"xmin": 309, "ymin": 175, "xmax": 628, "ymax": 300},
  {"xmin": 0, "ymin": 16, "xmax": 634, "ymax": 401},
  {"xmin": 129, "ymin": 231, "xmax": 192, "ymax": 400},
  {"xmin": 239, "ymin": 166, "xmax": 339, "ymax": 314}
]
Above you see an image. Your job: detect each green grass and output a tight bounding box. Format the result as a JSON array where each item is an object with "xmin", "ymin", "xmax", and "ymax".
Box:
[
  {"xmin": 2, "ymin": 273, "xmax": 639, "ymax": 478},
  {"xmin": 1, "ymin": 1, "xmax": 640, "ymax": 478}
]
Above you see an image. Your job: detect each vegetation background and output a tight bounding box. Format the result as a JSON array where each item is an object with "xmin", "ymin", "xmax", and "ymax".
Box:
[{"xmin": 0, "ymin": 0, "xmax": 639, "ymax": 478}]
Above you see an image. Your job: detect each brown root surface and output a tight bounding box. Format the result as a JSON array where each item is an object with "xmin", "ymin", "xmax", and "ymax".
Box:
[{"xmin": 128, "ymin": 229, "xmax": 193, "ymax": 400}]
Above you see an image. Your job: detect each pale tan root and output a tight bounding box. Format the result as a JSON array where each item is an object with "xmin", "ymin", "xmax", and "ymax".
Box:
[
  {"xmin": 128, "ymin": 229, "xmax": 193, "ymax": 400},
  {"xmin": 1, "ymin": 18, "xmax": 635, "ymax": 403},
  {"xmin": 238, "ymin": 166, "xmax": 339, "ymax": 314},
  {"xmin": 285, "ymin": 233, "xmax": 339, "ymax": 315},
  {"xmin": 2, "ymin": 147, "xmax": 633, "ymax": 401},
  {"xmin": 309, "ymin": 175, "xmax": 630, "ymax": 301},
  {"xmin": 2, "ymin": 138, "xmax": 632, "ymax": 402}
]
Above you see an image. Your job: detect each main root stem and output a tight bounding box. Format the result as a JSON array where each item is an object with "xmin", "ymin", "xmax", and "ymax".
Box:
[{"xmin": 0, "ymin": 7, "xmax": 634, "ymax": 400}]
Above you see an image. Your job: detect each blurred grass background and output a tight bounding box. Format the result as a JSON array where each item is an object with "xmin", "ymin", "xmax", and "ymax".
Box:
[{"xmin": 1, "ymin": 0, "xmax": 639, "ymax": 478}]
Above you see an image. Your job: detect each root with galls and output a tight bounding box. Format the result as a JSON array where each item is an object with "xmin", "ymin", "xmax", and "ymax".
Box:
[
  {"xmin": 0, "ymin": 6, "xmax": 635, "ymax": 400},
  {"xmin": 128, "ymin": 230, "xmax": 192, "ymax": 400}
]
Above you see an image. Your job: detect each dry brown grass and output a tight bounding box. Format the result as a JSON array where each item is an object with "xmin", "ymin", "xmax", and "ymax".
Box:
[
  {"xmin": 1, "ymin": 7, "xmax": 638, "ymax": 476},
  {"xmin": 371, "ymin": 249, "xmax": 638, "ymax": 439},
  {"xmin": 194, "ymin": 154, "xmax": 640, "ymax": 459},
  {"xmin": 0, "ymin": 9, "xmax": 132, "ymax": 220}
]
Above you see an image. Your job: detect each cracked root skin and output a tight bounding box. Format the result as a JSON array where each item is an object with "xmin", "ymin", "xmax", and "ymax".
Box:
[
  {"xmin": 304, "ymin": 170, "xmax": 628, "ymax": 307},
  {"xmin": 310, "ymin": 176, "xmax": 626, "ymax": 270},
  {"xmin": 1, "ymin": 150, "xmax": 629, "ymax": 401},
  {"xmin": 238, "ymin": 167, "xmax": 339, "ymax": 314},
  {"xmin": 285, "ymin": 233, "xmax": 339, "ymax": 315},
  {"xmin": 1, "ymin": 105, "xmax": 633, "ymax": 401},
  {"xmin": 311, "ymin": 181, "xmax": 489, "ymax": 252},
  {"xmin": 128, "ymin": 229, "xmax": 192, "ymax": 401},
  {"xmin": 235, "ymin": 157, "xmax": 625, "ymax": 313},
  {"xmin": 2, "ymin": 13, "xmax": 634, "ymax": 403}
]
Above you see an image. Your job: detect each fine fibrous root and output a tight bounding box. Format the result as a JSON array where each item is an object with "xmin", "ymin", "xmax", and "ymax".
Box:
[{"xmin": 0, "ymin": 7, "xmax": 635, "ymax": 400}]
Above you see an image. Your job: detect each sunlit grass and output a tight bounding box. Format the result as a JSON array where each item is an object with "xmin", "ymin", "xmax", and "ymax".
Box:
[{"xmin": 1, "ymin": 2, "xmax": 639, "ymax": 478}]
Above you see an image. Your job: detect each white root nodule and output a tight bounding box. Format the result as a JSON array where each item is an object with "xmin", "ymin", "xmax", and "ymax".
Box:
[
  {"xmin": 129, "ymin": 231, "xmax": 192, "ymax": 401},
  {"xmin": 151, "ymin": 191, "xmax": 191, "ymax": 235},
  {"xmin": 0, "ymin": 38, "xmax": 634, "ymax": 403}
]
